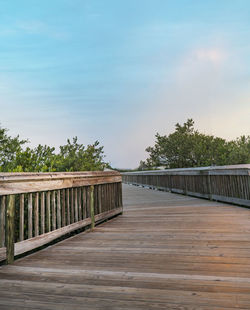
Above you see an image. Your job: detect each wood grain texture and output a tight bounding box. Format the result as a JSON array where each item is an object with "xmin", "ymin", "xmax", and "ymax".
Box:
[
  {"xmin": 34, "ymin": 193, "xmax": 39, "ymax": 237},
  {"xmin": 0, "ymin": 196, "xmax": 6, "ymax": 247},
  {"xmin": 61, "ymin": 189, "xmax": 66, "ymax": 227},
  {"xmin": 40, "ymin": 192, "xmax": 45, "ymax": 235},
  {"xmin": 56, "ymin": 190, "xmax": 61, "ymax": 229},
  {"xmin": 0, "ymin": 207, "xmax": 122, "ymax": 262},
  {"xmin": 19, "ymin": 194, "xmax": 24, "ymax": 241},
  {"xmin": 52, "ymin": 191, "xmax": 56, "ymax": 231},
  {"xmin": 6, "ymin": 195, "xmax": 15, "ymax": 264},
  {"xmin": 66, "ymin": 188, "xmax": 70, "ymax": 225},
  {"xmin": 28, "ymin": 193, "xmax": 33, "ymax": 239},
  {"xmin": 0, "ymin": 171, "xmax": 122, "ymax": 195},
  {"xmin": 46, "ymin": 191, "xmax": 51, "ymax": 232},
  {"xmin": 1, "ymin": 184, "xmax": 250, "ymax": 309},
  {"xmin": 90, "ymin": 185, "xmax": 95, "ymax": 229}
]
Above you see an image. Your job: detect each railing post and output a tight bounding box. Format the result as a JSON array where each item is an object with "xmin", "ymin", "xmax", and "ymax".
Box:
[
  {"xmin": 6, "ymin": 195, "xmax": 15, "ymax": 264},
  {"xmin": 90, "ymin": 185, "xmax": 95, "ymax": 229}
]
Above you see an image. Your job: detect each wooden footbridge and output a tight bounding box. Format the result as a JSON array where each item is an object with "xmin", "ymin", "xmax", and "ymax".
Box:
[{"xmin": 0, "ymin": 166, "xmax": 250, "ymax": 309}]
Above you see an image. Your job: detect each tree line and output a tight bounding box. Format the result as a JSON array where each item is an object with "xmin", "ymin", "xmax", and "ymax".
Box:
[
  {"xmin": 0, "ymin": 125, "xmax": 108, "ymax": 172},
  {"xmin": 139, "ymin": 119, "xmax": 250, "ymax": 169},
  {"xmin": 1, "ymin": 120, "xmax": 249, "ymax": 172}
]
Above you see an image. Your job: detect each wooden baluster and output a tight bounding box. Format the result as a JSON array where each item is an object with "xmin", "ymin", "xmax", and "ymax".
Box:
[
  {"xmin": 78, "ymin": 188, "xmax": 82, "ymax": 220},
  {"xmin": 34, "ymin": 192, "xmax": 39, "ymax": 236},
  {"xmin": 52, "ymin": 191, "xmax": 56, "ymax": 230},
  {"xmin": 46, "ymin": 192, "xmax": 51, "ymax": 232},
  {"xmin": 41, "ymin": 192, "xmax": 45, "ymax": 234},
  {"xmin": 57, "ymin": 190, "xmax": 61, "ymax": 228},
  {"xmin": 98, "ymin": 185, "xmax": 101, "ymax": 214},
  {"xmin": 82, "ymin": 187, "xmax": 86, "ymax": 219},
  {"xmin": 74, "ymin": 188, "xmax": 78, "ymax": 222},
  {"xmin": 111, "ymin": 183, "xmax": 114, "ymax": 210},
  {"xmin": 28, "ymin": 193, "xmax": 33, "ymax": 239},
  {"xmin": 86, "ymin": 186, "xmax": 90, "ymax": 218},
  {"xmin": 115, "ymin": 183, "xmax": 118, "ymax": 208},
  {"xmin": 19, "ymin": 194, "xmax": 24, "ymax": 241},
  {"xmin": 66, "ymin": 189, "xmax": 70, "ymax": 225},
  {"xmin": 103, "ymin": 185, "xmax": 106, "ymax": 213},
  {"xmin": 107, "ymin": 184, "xmax": 111, "ymax": 211},
  {"xmin": 6, "ymin": 195, "xmax": 15, "ymax": 264},
  {"xmin": 90, "ymin": 185, "xmax": 95, "ymax": 229},
  {"xmin": 62, "ymin": 189, "xmax": 66, "ymax": 227},
  {"xmin": 107, "ymin": 184, "xmax": 110, "ymax": 211},
  {"xmin": 99, "ymin": 185, "xmax": 102, "ymax": 213},
  {"xmin": 70, "ymin": 188, "xmax": 74, "ymax": 223},
  {"xmin": 119, "ymin": 182, "xmax": 123, "ymax": 209},
  {"xmin": 0, "ymin": 196, "xmax": 6, "ymax": 247}
]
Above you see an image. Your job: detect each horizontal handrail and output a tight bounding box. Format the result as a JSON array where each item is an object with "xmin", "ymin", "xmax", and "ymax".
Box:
[
  {"xmin": 122, "ymin": 164, "xmax": 250, "ymax": 207},
  {"xmin": 0, "ymin": 171, "xmax": 121, "ymax": 195},
  {"xmin": 0, "ymin": 171, "xmax": 123, "ymax": 264}
]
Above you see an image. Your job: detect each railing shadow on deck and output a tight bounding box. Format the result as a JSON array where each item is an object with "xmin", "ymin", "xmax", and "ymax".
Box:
[
  {"xmin": 0, "ymin": 171, "xmax": 123, "ymax": 264},
  {"xmin": 122, "ymin": 164, "xmax": 250, "ymax": 207}
]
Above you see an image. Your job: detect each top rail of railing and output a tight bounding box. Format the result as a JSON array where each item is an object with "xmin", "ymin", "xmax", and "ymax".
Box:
[
  {"xmin": 122, "ymin": 164, "xmax": 250, "ymax": 176},
  {"xmin": 0, "ymin": 171, "xmax": 121, "ymax": 195}
]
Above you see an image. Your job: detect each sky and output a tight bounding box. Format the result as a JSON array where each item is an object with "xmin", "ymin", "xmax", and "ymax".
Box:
[{"xmin": 0, "ymin": 0, "xmax": 249, "ymax": 168}]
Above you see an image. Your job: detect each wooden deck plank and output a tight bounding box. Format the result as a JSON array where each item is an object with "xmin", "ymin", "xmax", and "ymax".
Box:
[{"xmin": 1, "ymin": 184, "xmax": 250, "ymax": 309}]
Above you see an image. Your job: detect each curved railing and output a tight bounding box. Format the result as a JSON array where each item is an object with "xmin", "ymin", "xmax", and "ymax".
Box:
[
  {"xmin": 122, "ymin": 164, "xmax": 250, "ymax": 207},
  {"xmin": 0, "ymin": 171, "xmax": 122, "ymax": 264}
]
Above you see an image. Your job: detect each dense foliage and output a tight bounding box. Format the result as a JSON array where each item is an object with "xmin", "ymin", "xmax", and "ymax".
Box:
[
  {"xmin": 139, "ymin": 119, "xmax": 250, "ymax": 169},
  {"xmin": 0, "ymin": 125, "xmax": 108, "ymax": 172}
]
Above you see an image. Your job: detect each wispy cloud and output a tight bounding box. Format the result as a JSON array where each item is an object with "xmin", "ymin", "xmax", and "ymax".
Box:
[
  {"xmin": 194, "ymin": 48, "xmax": 226, "ymax": 64},
  {"xmin": 0, "ymin": 20, "xmax": 69, "ymax": 40}
]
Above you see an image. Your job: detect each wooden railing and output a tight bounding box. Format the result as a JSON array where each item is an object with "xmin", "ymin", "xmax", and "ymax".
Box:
[
  {"xmin": 122, "ymin": 164, "xmax": 250, "ymax": 207},
  {"xmin": 0, "ymin": 171, "xmax": 122, "ymax": 264}
]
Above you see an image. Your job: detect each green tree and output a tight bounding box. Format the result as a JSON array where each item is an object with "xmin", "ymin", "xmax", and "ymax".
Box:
[
  {"xmin": 55, "ymin": 137, "xmax": 107, "ymax": 171},
  {"xmin": 15, "ymin": 145, "xmax": 57, "ymax": 172},
  {"xmin": 140, "ymin": 119, "xmax": 249, "ymax": 169},
  {"xmin": 228, "ymin": 135, "xmax": 250, "ymax": 164},
  {"xmin": 0, "ymin": 124, "xmax": 108, "ymax": 172},
  {"xmin": 0, "ymin": 126, "xmax": 27, "ymax": 172}
]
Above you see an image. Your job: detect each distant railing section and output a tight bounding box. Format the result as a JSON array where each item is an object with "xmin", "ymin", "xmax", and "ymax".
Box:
[
  {"xmin": 0, "ymin": 171, "xmax": 122, "ymax": 264},
  {"xmin": 122, "ymin": 165, "xmax": 250, "ymax": 207}
]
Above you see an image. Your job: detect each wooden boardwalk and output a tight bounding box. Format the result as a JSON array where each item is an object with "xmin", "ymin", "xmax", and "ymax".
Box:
[{"xmin": 1, "ymin": 184, "xmax": 250, "ymax": 309}]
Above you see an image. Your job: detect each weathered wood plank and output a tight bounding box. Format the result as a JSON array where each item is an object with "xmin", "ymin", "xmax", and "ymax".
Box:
[
  {"xmin": 78, "ymin": 188, "xmax": 82, "ymax": 221},
  {"xmin": 0, "ymin": 196, "xmax": 6, "ymax": 247},
  {"xmin": 46, "ymin": 191, "xmax": 51, "ymax": 232},
  {"xmin": 28, "ymin": 193, "xmax": 33, "ymax": 239},
  {"xmin": 19, "ymin": 194, "xmax": 24, "ymax": 241},
  {"xmin": 40, "ymin": 192, "xmax": 45, "ymax": 235},
  {"xmin": 62, "ymin": 189, "xmax": 66, "ymax": 227},
  {"xmin": 70, "ymin": 188, "xmax": 74, "ymax": 224},
  {"xmin": 66, "ymin": 188, "xmax": 70, "ymax": 225},
  {"xmin": 90, "ymin": 185, "xmax": 95, "ymax": 229},
  {"xmin": 34, "ymin": 192, "xmax": 39, "ymax": 237},
  {"xmin": 82, "ymin": 187, "xmax": 86, "ymax": 219},
  {"xmin": 57, "ymin": 190, "xmax": 61, "ymax": 229},
  {"xmin": 0, "ymin": 173, "xmax": 122, "ymax": 195},
  {"xmin": 74, "ymin": 188, "xmax": 78, "ymax": 222},
  {"xmin": 6, "ymin": 195, "xmax": 15, "ymax": 264},
  {"xmin": 52, "ymin": 191, "xmax": 56, "ymax": 231}
]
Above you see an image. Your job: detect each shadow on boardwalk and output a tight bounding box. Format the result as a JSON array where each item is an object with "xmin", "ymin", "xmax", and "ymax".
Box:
[{"xmin": 1, "ymin": 184, "xmax": 250, "ymax": 309}]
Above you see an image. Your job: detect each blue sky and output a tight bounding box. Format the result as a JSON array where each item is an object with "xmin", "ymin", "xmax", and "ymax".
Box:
[{"xmin": 0, "ymin": 0, "xmax": 249, "ymax": 168}]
